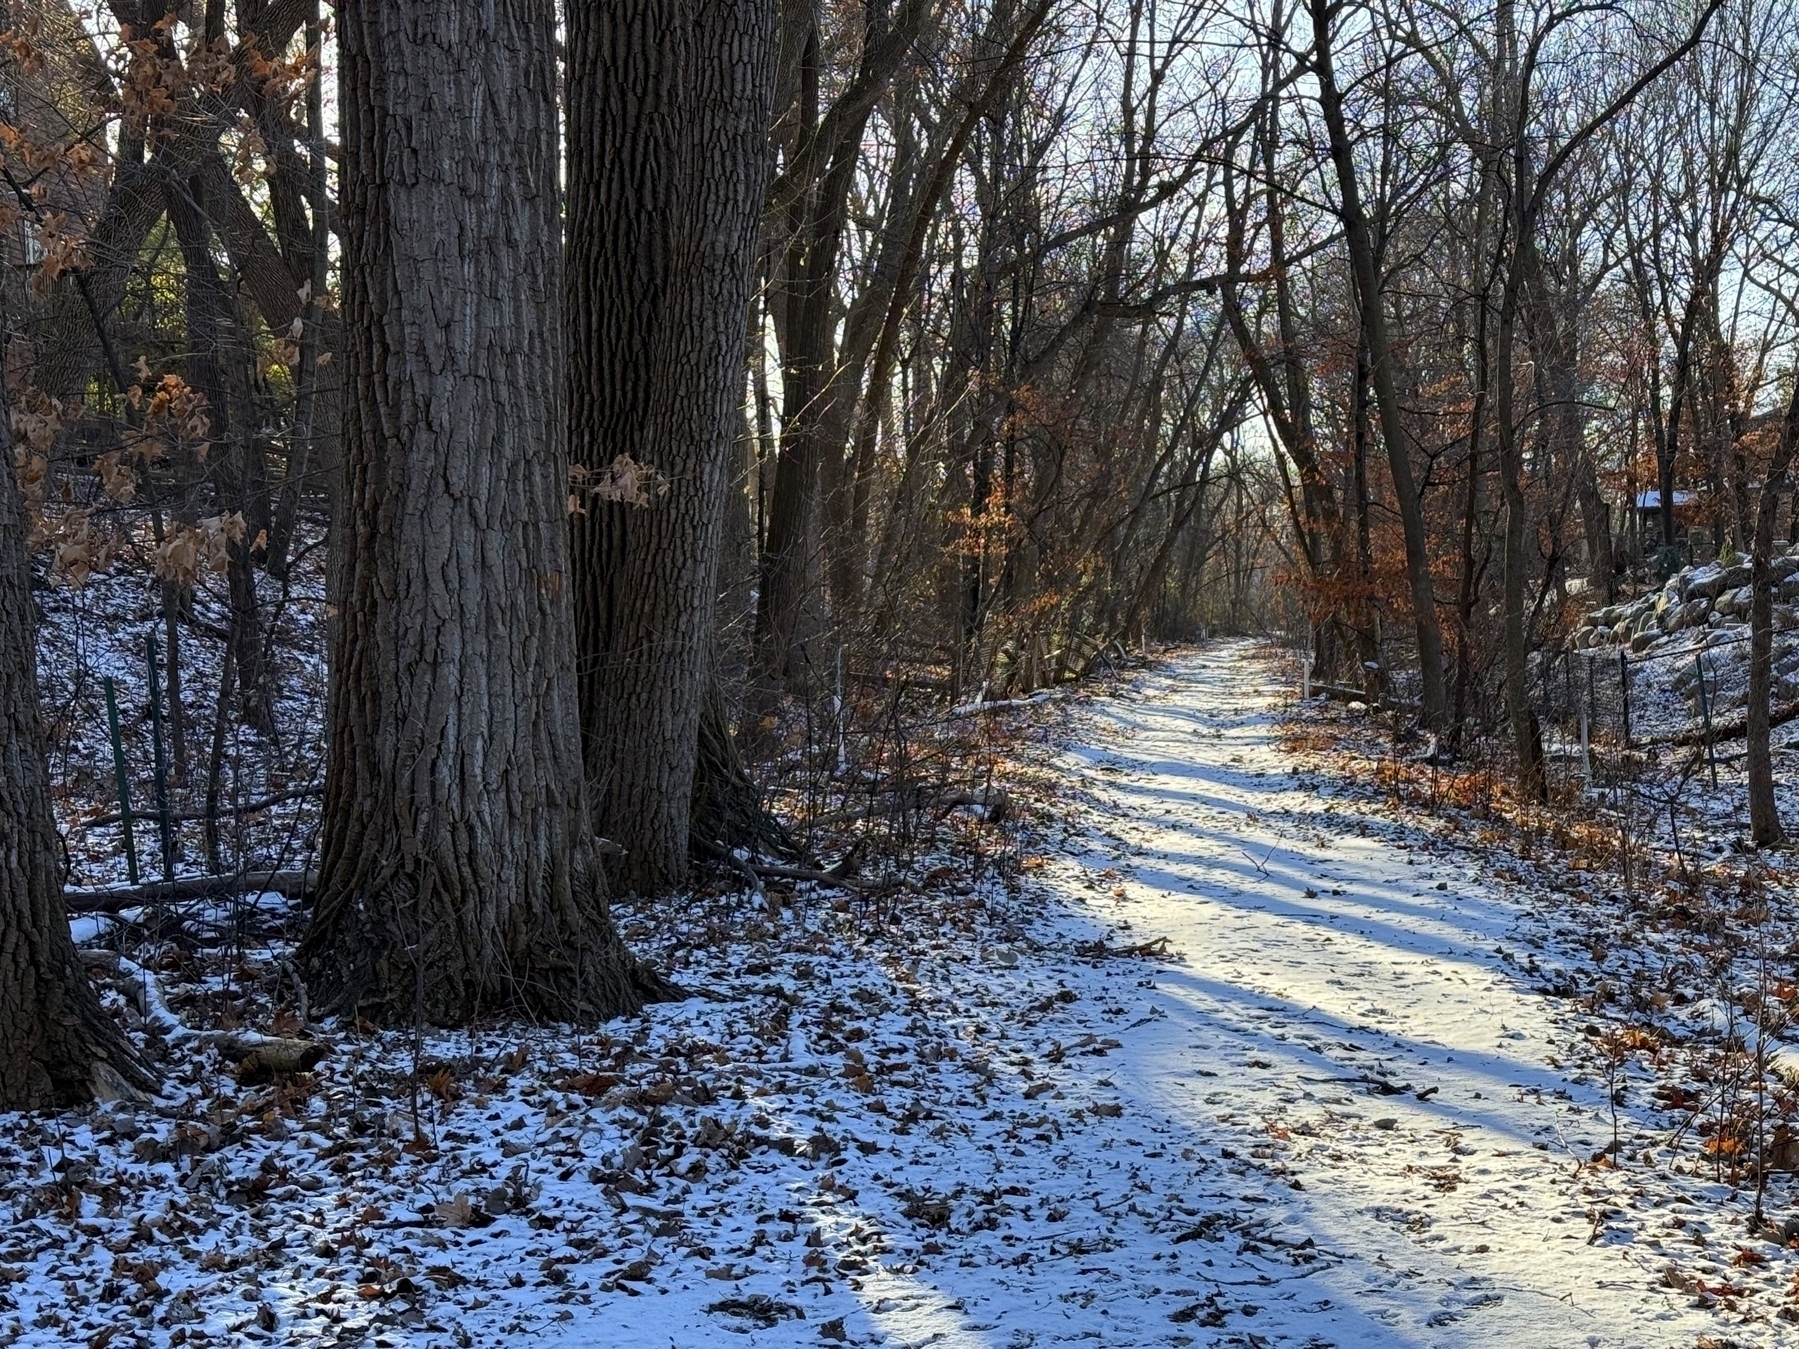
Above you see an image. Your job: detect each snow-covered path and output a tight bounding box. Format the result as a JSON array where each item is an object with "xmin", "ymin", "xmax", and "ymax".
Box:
[{"xmin": 1029, "ymin": 641, "xmax": 1732, "ymax": 1347}]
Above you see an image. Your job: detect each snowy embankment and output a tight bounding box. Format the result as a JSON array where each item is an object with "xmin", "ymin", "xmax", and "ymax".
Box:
[
  {"xmin": 3, "ymin": 641, "xmax": 1790, "ymax": 1348},
  {"xmin": 1569, "ymin": 546, "xmax": 1799, "ymax": 661},
  {"xmin": 1565, "ymin": 545, "xmax": 1799, "ymax": 748}
]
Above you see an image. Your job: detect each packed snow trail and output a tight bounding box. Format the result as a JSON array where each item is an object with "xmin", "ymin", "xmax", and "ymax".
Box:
[{"xmin": 1031, "ymin": 641, "xmax": 1726, "ymax": 1348}]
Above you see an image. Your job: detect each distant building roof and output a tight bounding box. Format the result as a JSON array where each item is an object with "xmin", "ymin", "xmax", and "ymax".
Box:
[{"xmin": 1635, "ymin": 489, "xmax": 1696, "ymax": 510}]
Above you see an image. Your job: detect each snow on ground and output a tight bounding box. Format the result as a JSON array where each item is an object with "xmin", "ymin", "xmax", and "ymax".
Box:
[
  {"xmin": 1038, "ymin": 642, "xmax": 1799, "ymax": 1347},
  {"xmin": 34, "ymin": 543, "xmax": 328, "ymax": 889},
  {"xmin": 5, "ymin": 639, "xmax": 1794, "ymax": 1348}
]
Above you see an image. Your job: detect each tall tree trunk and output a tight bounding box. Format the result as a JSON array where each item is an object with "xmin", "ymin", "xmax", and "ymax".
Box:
[
  {"xmin": 0, "ymin": 407, "xmax": 155, "ymax": 1107},
  {"xmin": 1489, "ymin": 0, "xmax": 1546, "ymax": 801},
  {"xmin": 844, "ymin": 0, "xmax": 1056, "ymax": 648},
  {"xmin": 758, "ymin": 183, "xmax": 848, "ymax": 688},
  {"xmin": 1494, "ymin": 281, "xmax": 1546, "ymax": 798},
  {"xmin": 756, "ymin": 0, "xmax": 929, "ymax": 684},
  {"xmin": 1309, "ymin": 0, "xmax": 1449, "ymax": 732},
  {"xmin": 1452, "ymin": 321, "xmax": 1490, "ymax": 736},
  {"xmin": 165, "ymin": 170, "xmax": 274, "ymax": 737},
  {"xmin": 1492, "ymin": 0, "xmax": 1717, "ymax": 795},
  {"xmin": 267, "ymin": 0, "xmax": 338, "ymax": 584},
  {"xmin": 565, "ymin": 0, "xmax": 774, "ymax": 893},
  {"xmin": 1529, "ymin": 273, "xmax": 1614, "ymax": 600},
  {"xmin": 1221, "ymin": 131, "xmax": 1348, "ymax": 682},
  {"xmin": 1350, "ymin": 332, "xmax": 1385, "ymax": 699},
  {"xmin": 301, "ymin": 0, "xmax": 654, "ymax": 1024},
  {"xmin": 1746, "ymin": 377, "xmax": 1798, "ymax": 847}
]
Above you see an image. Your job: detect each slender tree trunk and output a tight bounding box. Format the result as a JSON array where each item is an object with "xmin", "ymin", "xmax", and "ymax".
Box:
[
  {"xmin": 1451, "ymin": 184, "xmax": 1494, "ymax": 737},
  {"xmin": 165, "ymin": 170, "xmax": 274, "ymax": 736},
  {"xmin": 1220, "ymin": 101, "xmax": 1348, "ymax": 680},
  {"xmin": 267, "ymin": 0, "xmax": 337, "ymax": 584},
  {"xmin": 1492, "ymin": 0, "xmax": 1544, "ymax": 798},
  {"xmin": 821, "ymin": 100, "xmax": 921, "ymax": 622},
  {"xmin": 1747, "ymin": 378, "xmax": 1798, "ymax": 846},
  {"xmin": 1350, "ymin": 333, "xmax": 1385, "ymax": 699},
  {"xmin": 301, "ymin": 0, "xmax": 654, "ymax": 1024},
  {"xmin": 1309, "ymin": 0, "xmax": 1448, "ymax": 732},
  {"xmin": 0, "ymin": 406, "xmax": 155, "ymax": 1107},
  {"xmin": 1531, "ymin": 277, "xmax": 1614, "ymax": 599},
  {"xmin": 756, "ymin": 0, "xmax": 930, "ymax": 682},
  {"xmin": 564, "ymin": 0, "xmax": 774, "ymax": 893},
  {"xmin": 757, "ymin": 17, "xmax": 837, "ymax": 691},
  {"xmin": 1494, "ymin": 280, "xmax": 1546, "ymax": 798},
  {"xmin": 847, "ymin": 0, "xmax": 1055, "ymax": 645},
  {"xmin": 758, "ymin": 151, "xmax": 857, "ymax": 687},
  {"xmin": 162, "ymin": 587, "xmax": 188, "ymax": 784}
]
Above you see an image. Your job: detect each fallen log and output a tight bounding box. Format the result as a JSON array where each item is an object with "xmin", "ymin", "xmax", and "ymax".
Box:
[
  {"xmin": 64, "ymin": 869, "xmax": 316, "ymax": 913},
  {"xmin": 88, "ymin": 950, "xmax": 330, "ymax": 1078},
  {"xmin": 70, "ymin": 785, "xmax": 322, "ymax": 832},
  {"xmin": 949, "ymin": 689, "xmax": 1063, "ymax": 717},
  {"xmin": 750, "ymin": 859, "xmax": 875, "ymax": 891},
  {"xmin": 935, "ymin": 785, "xmax": 1011, "ymax": 824},
  {"xmin": 1664, "ymin": 697, "xmax": 1799, "ymax": 748},
  {"xmin": 692, "ymin": 837, "xmax": 872, "ymax": 894}
]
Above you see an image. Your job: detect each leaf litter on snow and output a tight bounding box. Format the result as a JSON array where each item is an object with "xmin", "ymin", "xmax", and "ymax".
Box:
[
  {"xmin": 976, "ymin": 640, "xmax": 1799, "ymax": 1345},
  {"xmin": 0, "ymin": 670, "xmax": 1331, "ymax": 1349},
  {"xmin": 22, "ymin": 636, "xmax": 1787, "ymax": 1348},
  {"xmin": 1273, "ymin": 641, "xmax": 1799, "ymax": 1341}
]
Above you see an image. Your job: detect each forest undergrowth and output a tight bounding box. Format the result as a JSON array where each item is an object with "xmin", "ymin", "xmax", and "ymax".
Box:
[
  {"xmin": 22, "ymin": 641, "xmax": 1799, "ymax": 1345},
  {"xmin": 1283, "ymin": 688, "xmax": 1799, "ymax": 1325},
  {"xmin": 0, "ymin": 654, "xmax": 1177, "ymax": 1349}
]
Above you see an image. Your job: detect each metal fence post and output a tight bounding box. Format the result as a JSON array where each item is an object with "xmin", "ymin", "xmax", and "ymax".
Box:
[
  {"xmin": 102, "ymin": 676, "xmax": 138, "ymax": 885},
  {"xmin": 1694, "ymin": 653, "xmax": 1718, "ymax": 790},
  {"xmin": 1579, "ymin": 700, "xmax": 1591, "ymax": 787},
  {"xmin": 1619, "ymin": 650, "xmax": 1632, "ymax": 748},
  {"xmin": 1585, "ymin": 656, "xmax": 1595, "ymax": 738},
  {"xmin": 146, "ymin": 629, "xmax": 175, "ymax": 883}
]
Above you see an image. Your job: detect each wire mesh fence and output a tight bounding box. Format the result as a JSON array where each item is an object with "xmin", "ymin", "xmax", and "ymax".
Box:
[{"xmin": 1527, "ymin": 628, "xmax": 1783, "ymax": 802}]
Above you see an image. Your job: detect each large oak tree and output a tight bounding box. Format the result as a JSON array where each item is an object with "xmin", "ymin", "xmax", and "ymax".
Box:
[
  {"xmin": 565, "ymin": 0, "xmax": 775, "ymax": 892},
  {"xmin": 301, "ymin": 0, "xmax": 654, "ymax": 1022}
]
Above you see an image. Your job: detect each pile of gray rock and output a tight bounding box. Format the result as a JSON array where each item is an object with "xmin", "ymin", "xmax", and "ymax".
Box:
[{"xmin": 1567, "ymin": 546, "xmax": 1799, "ymax": 655}]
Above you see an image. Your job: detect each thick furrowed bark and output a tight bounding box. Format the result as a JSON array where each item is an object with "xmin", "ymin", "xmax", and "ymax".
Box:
[
  {"xmin": 302, "ymin": 0, "xmax": 651, "ymax": 1026},
  {"xmin": 565, "ymin": 1, "xmax": 774, "ymax": 894},
  {"xmin": 0, "ymin": 407, "xmax": 156, "ymax": 1107}
]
